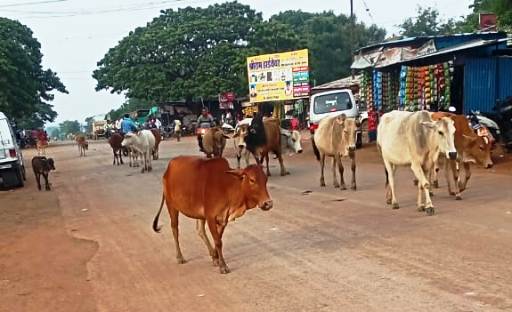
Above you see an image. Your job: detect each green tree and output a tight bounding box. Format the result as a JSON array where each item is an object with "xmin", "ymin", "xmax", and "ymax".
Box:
[
  {"xmin": 93, "ymin": 2, "xmax": 262, "ymax": 103},
  {"xmin": 59, "ymin": 120, "xmax": 81, "ymax": 136},
  {"xmin": 106, "ymin": 98, "xmax": 152, "ymax": 121},
  {"xmin": 248, "ymin": 21, "xmax": 303, "ymax": 55},
  {"xmin": 46, "ymin": 126, "xmax": 61, "ymax": 140},
  {"xmin": 460, "ymin": 0, "xmax": 512, "ymax": 32},
  {"xmin": 84, "ymin": 116, "xmax": 95, "ymax": 134},
  {"xmin": 272, "ymin": 11, "xmax": 386, "ymax": 85},
  {"xmin": 0, "ymin": 18, "xmax": 67, "ymax": 128},
  {"xmin": 94, "ymin": 4, "xmax": 385, "ymax": 104},
  {"xmin": 398, "ymin": 7, "xmax": 458, "ymax": 37}
]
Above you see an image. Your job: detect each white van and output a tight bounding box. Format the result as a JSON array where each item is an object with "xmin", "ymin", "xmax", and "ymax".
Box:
[
  {"xmin": 0, "ymin": 112, "xmax": 26, "ymax": 188},
  {"xmin": 308, "ymin": 89, "xmax": 366, "ymax": 146}
]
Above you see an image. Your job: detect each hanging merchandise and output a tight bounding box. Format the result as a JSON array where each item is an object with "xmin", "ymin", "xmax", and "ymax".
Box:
[
  {"xmin": 373, "ymin": 70, "xmax": 382, "ymax": 111},
  {"xmin": 399, "ymin": 66, "xmax": 407, "ymax": 109},
  {"xmin": 398, "ymin": 62, "xmax": 454, "ymax": 112}
]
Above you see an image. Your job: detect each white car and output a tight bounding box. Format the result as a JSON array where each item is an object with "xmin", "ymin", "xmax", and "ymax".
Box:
[
  {"xmin": 308, "ymin": 89, "xmax": 367, "ymax": 147},
  {"xmin": 0, "ymin": 112, "xmax": 26, "ymax": 188}
]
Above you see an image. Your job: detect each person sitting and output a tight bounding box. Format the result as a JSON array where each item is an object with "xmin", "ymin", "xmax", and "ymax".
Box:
[
  {"xmin": 196, "ymin": 108, "xmax": 214, "ymax": 152},
  {"xmin": 121, "ymin": 114, "xmax": 137, "ymax": 136}
]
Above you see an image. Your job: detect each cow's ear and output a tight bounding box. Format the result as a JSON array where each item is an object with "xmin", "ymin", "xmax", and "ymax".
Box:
[
  {"xmin": 226, "ymin": 170, "xmax": 245, "ymax": 180},
  {"xmin": 421, "ymin": 121, "xmax": 436, "ymax": 129}
]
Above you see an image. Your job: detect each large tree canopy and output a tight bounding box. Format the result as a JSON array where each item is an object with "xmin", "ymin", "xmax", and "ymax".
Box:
[
  {"xmin": 0, "ymin": 17, "xmax": 67, "ymax": 128},
  {"xmin": 93, "ymin": 2, "xmax": 262, "ymax": 102},
  {"xmin": 94, "ymin": 3, "xmax": 385, "ymax": 102}
]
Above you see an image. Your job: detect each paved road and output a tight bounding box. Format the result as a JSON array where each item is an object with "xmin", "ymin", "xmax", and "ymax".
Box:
[{"xmin": 1, "ymin": 137, "xmax": 512, "ymax": 312}]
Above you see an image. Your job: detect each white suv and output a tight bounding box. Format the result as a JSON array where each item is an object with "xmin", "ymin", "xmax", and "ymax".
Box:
[
  {"xmin": 0, "ymin": 112, "xmax": 26, "ymax": 188},
  {"xmin": 308, "ymin": 89, "xmax": 366, "ymax": 147}
]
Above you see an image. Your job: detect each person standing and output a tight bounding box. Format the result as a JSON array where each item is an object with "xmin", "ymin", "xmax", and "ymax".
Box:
[{"xmin": 174, "ymin": 119, "xmax": 182, "ymax": 142}]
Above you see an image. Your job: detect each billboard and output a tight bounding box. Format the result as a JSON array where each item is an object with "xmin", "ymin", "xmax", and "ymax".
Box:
[{"xmin": 247, "ymin": 49, "xmax": 310, "ymax": 103}]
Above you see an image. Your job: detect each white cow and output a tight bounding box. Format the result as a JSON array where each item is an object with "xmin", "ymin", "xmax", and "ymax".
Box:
[
  {"xmin": 311, "ymin": 114, "xmax": 358, "ymax": 190},
  {"xmin": 377, "ymin": 110, "xmax": 457, "ymax": 215},
  {"xmin": 280, "ymin": 129, "xmax": 304, "ymax": 154},
  {"xmin": 121, "ymin": 130, "xmax": 156, "ymax": 173}
]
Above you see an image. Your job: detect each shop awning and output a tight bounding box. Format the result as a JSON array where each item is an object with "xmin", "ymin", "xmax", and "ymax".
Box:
[
  {"xmin": 352, "ymin": 38, "xmax": 508, "ymax": 69},
  {"xmin": 393, "ymin": 38, "xmax": 508, "ymax": 65}
]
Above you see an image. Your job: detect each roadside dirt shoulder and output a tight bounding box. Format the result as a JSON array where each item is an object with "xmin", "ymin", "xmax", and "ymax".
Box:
[{"xmin": 0, "ymin": 166, "xmax": 98, "ymax": 312}]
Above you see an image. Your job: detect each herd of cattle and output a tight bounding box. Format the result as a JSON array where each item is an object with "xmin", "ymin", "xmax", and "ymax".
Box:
[{"xmin": 58, "ymin": 110, "xmax": 493, "ymax": 274}]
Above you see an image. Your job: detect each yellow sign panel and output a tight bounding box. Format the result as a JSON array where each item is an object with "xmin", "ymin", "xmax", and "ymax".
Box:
[{"xmin": 247, "ymin": 49, "xmax": 310, "ymax": 103}]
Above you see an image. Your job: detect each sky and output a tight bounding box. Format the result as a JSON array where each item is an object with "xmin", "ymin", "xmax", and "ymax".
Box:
[{"xmin": 1, "ymin": 0, "xmax": 473, "ymax": 125}]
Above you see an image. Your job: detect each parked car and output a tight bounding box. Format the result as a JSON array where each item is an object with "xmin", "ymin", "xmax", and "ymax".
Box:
[
  {"xmin": 0, "ymin": 112, "xmax": 26, "ymax": 188},
  {"xmin": 308, "ymin": 89, "xmax": 367, "ymax": 147}
]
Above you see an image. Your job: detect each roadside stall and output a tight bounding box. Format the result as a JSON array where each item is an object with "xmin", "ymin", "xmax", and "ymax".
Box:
[{"xmin": 352, "ymin": 32, "xmax": 512, "ymax": 141}]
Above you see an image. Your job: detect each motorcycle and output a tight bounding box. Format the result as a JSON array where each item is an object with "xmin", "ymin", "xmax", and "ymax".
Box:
[{"xmin": 469, "ymin": 98, "xmax": 512, "ymax": 151}]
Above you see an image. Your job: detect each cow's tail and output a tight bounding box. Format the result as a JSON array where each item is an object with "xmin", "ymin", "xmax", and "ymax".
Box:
[
  {"xmin": 311, "ymin": 137, "xmax": 320, "ymax": 161},
  {"xmin": 152, "ymin": 193, "xmax": 165, "ymax": 233}
]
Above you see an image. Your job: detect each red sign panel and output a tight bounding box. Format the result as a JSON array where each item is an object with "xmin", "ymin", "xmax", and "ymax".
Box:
[
  {"xmin": 219, "ymin": 92, "xmax": 235, "ymax": 110},
  {"xmin": 479, "ymin": 13, "xmax": 497, "ymax": 31}
]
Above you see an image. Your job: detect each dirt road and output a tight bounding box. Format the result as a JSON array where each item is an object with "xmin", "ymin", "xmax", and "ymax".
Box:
[{"xmin": 2, "ymin": 137, "xmax": 512, "ymax": 312}]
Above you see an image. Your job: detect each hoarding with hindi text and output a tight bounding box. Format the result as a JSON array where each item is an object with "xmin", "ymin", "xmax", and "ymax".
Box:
[{"xmin": 247, "ymin": 49, "xmax": 310, "ymax": 103}]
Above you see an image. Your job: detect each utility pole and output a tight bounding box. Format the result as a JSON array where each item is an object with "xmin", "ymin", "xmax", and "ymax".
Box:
[{"xmin": 350, "ymin": 0, "xmax": 354, "ymax": 20}]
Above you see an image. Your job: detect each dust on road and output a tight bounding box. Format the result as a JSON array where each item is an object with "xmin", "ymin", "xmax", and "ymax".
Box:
[{"xmin": 1, "ymin": 137, "xmax": 512, "ymax": 312}]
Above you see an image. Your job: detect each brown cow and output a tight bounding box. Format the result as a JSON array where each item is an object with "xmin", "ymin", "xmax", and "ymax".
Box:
[
  {"xmin": 430, "ymin": 112, "xmax": 493, "ymax": 199},
  {"xmin": 108, "ymin": 133, "xmax": 124, "ymax": 165},
  {"xmin": 202, "ymin": 127, "xmax": 228, "ymax": 159},
  {"xmin": 152, "ymin": 156, "xmax": 273, "ymax": 274},
  {"xmin": 32, "ymin": 156, "xmax": 55, "ymax": 191},
  {"xmin": 75, "ymin": 134, "xmax": 88, "ymax": 157},
  {"xmin": 244, "ymin": 116, "xmax": 288, "ymax": 176},
  {"xmin": 150, "ymin": 129, "xmax": 161, "ymax": 160}
]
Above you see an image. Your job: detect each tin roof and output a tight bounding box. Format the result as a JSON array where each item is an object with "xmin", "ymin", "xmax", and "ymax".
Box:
[
  {"xmin": 356, "ymin": 31, "xmax": 505, "ymax": 53},
  {"xmin": 351, "ymin": 37, "xmax": 508, "ymax": 69},
  {"xmin": 312, "ymin": 75, "xmax": 362, "ymax": 91}
]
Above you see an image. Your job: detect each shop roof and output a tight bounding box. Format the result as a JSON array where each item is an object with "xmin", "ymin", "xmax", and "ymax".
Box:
[
  {"xmin": 352, "ymin": 36, "xmax": 508, "ymax": 69},
  {"xmin": 356, "ymin": 32, "xmax": 506, "ymax": 53},
  {"xmin": 312, "ymin": 75, "xmax": 362, "ymax": 91},
  {"xmin": 402, "ymin": 38, "xmax": 508, "ymax": 62}
]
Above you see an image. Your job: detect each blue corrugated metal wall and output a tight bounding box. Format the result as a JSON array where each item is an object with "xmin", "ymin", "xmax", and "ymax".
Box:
[
  {"xmin": 464, "ymin": 57, "xmax": 512, "ymax": 113},
  {"xmin": 464, "ymin": 58, "xmax": 496, "ymax": 113},
  {"xmin": 498, "ymin": 58, "xmax": 512, "ymax": 100}
]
